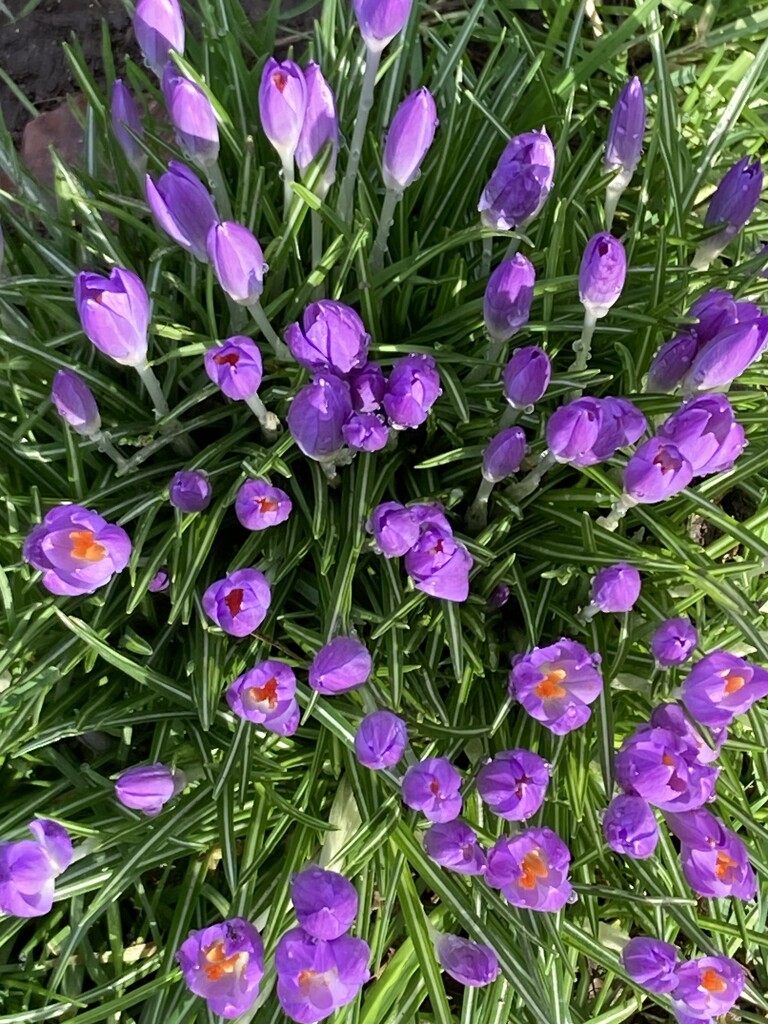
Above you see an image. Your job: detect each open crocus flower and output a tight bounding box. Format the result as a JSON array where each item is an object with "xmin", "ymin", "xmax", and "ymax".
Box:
[
  {"xmin": 226, "ymin": 660, "xmax": 299, "ymax": 736},
  {"xmin": 680, "ymin": 649, "xmax": 768, "ymax": 728},
  {"xmin": 485, "ymin": 827, "xmax": 572, "ymax": 911},
  {"xmin": 0, "ymin": 820, "xmax": 73, "ymax": 918},
  {"xmin": 275, "ymin": 927, "xmax": 371, "ymax": 1024},
  {"xmin": 614, "ymin": 724, "xmax": 719, "ymax": 812},
  {"xmin": 235, "ymin": 480, "xmax": 293, "ymax": 531},
  {"xmin": 621, "ymin": 936, "xmax": 680, "ymax": 993},
  {"xmin": 291, "ymin": 866, "xmax": 359, "ymax": 941},
  {"xmin": 423, "ymin": 820, "xmax": 487, "ymax": 875},
  {"xmin": 476, "ymin": 749, "xmax": 550, "ymax": 820},
  {"xmin": 672, "ymin": 956, "xmax": 745, "ymax": 1023},
  {"xmin": 202, "ymin": 569, "xmax": 271, "ymax": 637},
  {"xmin": 23, "ymin": 505, "xmax": 131, "ymax": 596},
  {"xmin": 404, "ymin": 525, "xmax": 473, "ymax": 603},
  {"xmin": 665, "ymin": 808, "xmax": 756, "ymax": 901},
  {"xmin": 177, "ymin": 918, "xmax": 264, "ymax": 1019},
  {"xmin": 402, "ymin": 757, "xmax": 462, "ymax": 822},
  {"xmin": 204, "ymin": 337, "xmax": 263, "ymax": 400},
  {"xmin": 649, "ymin": 702, "xmax": 725, "ymax": 764},
  {"xmin": 509, "ymin": 638, "xmax": 603, "ymax": 735}
]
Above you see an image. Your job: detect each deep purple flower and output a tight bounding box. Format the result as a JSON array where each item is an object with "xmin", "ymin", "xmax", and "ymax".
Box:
[
  {"xmin": 169, "ymin": 470, "xmax": 212, "ymax": 513},
  {"xmin": 51, "ymin": 369, "xmax": 101, "ymax": 436},
  {"xmin": 309, "ymin": 637, "xmax": 372, "ymax": 695},
  {"xmin": 383, "ymin": 353, "xmax": 442, "ymax": 429},
  {"xmin": 74, "ymin": 268, "xmax": 150, "ymax": 367},
  {"xmin": 177, "ymin": 918, "xmax": 264, "ymax": 1019},
  {"xmin": 207, "ymin": 222, "xmax": 266, "ymax": 306},
  {"xmin": 149, "ymin": 568, "xmax": 170, "ymax": 593},
  {"xmin": 296, "ymin": 63, "xmax": 338, "ymax": 199},
  {"xmin": 354, "ymin": 710, "xmax": 408, "ymax": 769},
  {"xmin": 423, "ymin": 820, "xmax": 487, "ymax": 875},
  {"xmin": 689, "ymin": 290, "xmax": 740, "ymax": 340},
  {"xmin": 614, "ymin": 725, "xmax": 718, "ymax": 811},
  {"xmin": 620, "ymin": 936, "xmax": 679, "ymax": 993},
  {"xmin": 651, "ymin": 618, "xmax": 698, "ymax": 667},
  {"xmin": 202, "ymin": 568, "xmax": 271, "ymax": 637},
  {"xmin": 343, "ymin": 413, "xmax": 389, "ymax": 452},
  {"xmin": 650, "ymin": 703, "xmax": 724, "ymax": 765},
  {"xmin": 434, "ymin": 934, "xmax": 500, "ymax": 988},
  {"xmin": 658, "ymin": 394, "xmax": 746, "ymax": 477},
  {"xmin": 604, "ymin": 77, "xmax": 645, "ymax": 185},
  {"xmin": 134, "ymin": 0, "xmax": 184, "ymax": 77},
  {"xmin": 288, "ymin": 374, "xmax": 353, "ymax": 462},
  {"xmin": 204, "ymin": 336, "xmax": 263, "ymax": 400},
  {"xmin": 647, "ymin": 333, "xmax": 701, "ymax": 393},
  {"xmin": 404, "ymin": 526, "xmax": 473, "ymax": 602},
  {"xmin": 503, "ymin": 346, "xmax": 551, "ymax": 408},
  {"xmin": 145, "ymin": 161, "xmax": 218, "ymax": 261},
  {"xmin": 476, "ymin": 749, "xmax": 549, "ymax": 821},
  {"xmin": 488, "ymin": 583, "xmax": 510, "ymax": 609},
  {"xmin": 235, "ymin": 480, "xmax": 292, "ymax": 531},
  {"xmin": 162, "ymin": 64, "xmax": 219, "ymax": 166},
  {"xmin": 623, "ymin": 438, "xmax": 693, "ymax": 504},
  {"xmin": 704, "ymin": 157, "xmax": 763, "ymax": 243},
  {"xmin": 366, "ymin": 501, "xmax": 420, "ymax": 557},
  {"xmin": 115, "ymin": 762, "xmax": 184, "ymax": 816},
  {"xmin": 482, "ymin": 427, "xmax": 526, "ymax": 483},
  {"xmin": 226, "ymin": 660, "xmax": 300, "ymax": 737},
  {"xmin": 479, "ymin": 129, "xmax": 556, "ymax": 231},
  {"xmin": 545, "ymin": 397, "xmax": 602, "ymax": 467},
  {"xmin": 286, "ymin": 300, "xmax": 370, "ymax": 375},
  {"xmin": 509, "ymin": 638, "xmax": 603, "ymax": 735},
  {"xmin": 23, "ymin": 504, "xmax": 131, "ymax": 596},
  {"xmin": 603, "ymin": 795, "xmax": 658, "ymax": 859},
  {"xmin": 111, "ymin": 80, "xmax": 145, "ymax": 169},
  {"xmin": 383, "ymin": 88, "xmax": 438, "ymax": 192},
  {"xmin": 291, "ymin": 866, "xmax": 358, "ymax": 941},
  {"xmin": 410, "ymin": 502, "xmax": 453, "ymax": 533},
  {"xmin": 591, "ymin": 563, "xmax": 641, "ymax": 613},
  {"xmin": 258, "ymin": 58, "xmax": 306, "ymax": 164},
  {"xmin": 483, "ymin": 254, "xmax": 536, "ymax": 342},
  {"xmin": 579, "ymin": 233, "xmax": 627, "ymax": 319},
  {"xmin": 682, "ymin": 316, "xmax": 768, "ymax": 394},
  {"xmin": 349, "ymin": 363, "xmax": 386, "ymax": 413},
  {"xmin": 402, "ymin": 757, "xmax": 462, "ymax": 822},
  {"xmin": 0, "ymin": 819, "xmax": 73, "ymax": 918},
  {"xmin": 592, "ymin": 397, "xmax": 647, "ymax": 461},
  {"xmin": 352, "ymin": 0, "xmax": 413, "ymax": 52},
  {"xmin": 485, "ymin": 827, "xmax": 572, "ymax": 911},
  {"xmin": 672, "ymin": 957, "xmax": 745, "ymax": 1021},
  {"xmin": 275, "ymin": 927, "xmax": 371, "ymax": 1024},
  {"xmin": 680, "ymin": 649, "xmax": 768, "ymax": 729}
]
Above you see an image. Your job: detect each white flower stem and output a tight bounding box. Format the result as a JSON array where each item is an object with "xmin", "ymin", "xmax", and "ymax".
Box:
[
  {"xmin": 281, "ymin": 155, "xmax": 295, "ymax": 219},
  {"xmin": 337, "ymin": 46, "xmax": 382, "ymax": 224},
  {"xmin": 506, "ymin": 450, "xmax": 556, "ymax": 502},
  {"xmin": 246, "ymin": 301, "xmax": 292, "ymax": 361},
  {"xmin": 504, "ymin": 236, "xmax": 521, "ymax": 259},
  {"xmin": 499, "ymin": 405, "xmax": 522, "ymax": 428},
  {"xmin": 604, "ymin": 181, "xmax": 623, "ymax": 230},
  {"xmin": 92, "ymin": 430, "xmax": 130, "ymax": 472},
  {"xmin": 480, "ymin": 236, "xmax": 493, "ymax": 278},
  {"xmin": 245, "ymin": 393, "xmax": 280, "ymax": 434},
  {"xmin": 466, "ymin": 477, "xmax": 495, "ymax": 530},
  {"xmin": 206, "ymin": 160, "xmax": 233, "ymax": 222},
  {"xmin": 597, "ymin": 493, "xmax": 638, "ymax": 532},
  {"xmin": 465, "ymin": 336, "xmax": 505, "ymax": 385},
  {"xmin": 569, "ymin": 309, "xmax": 598, "ymax": 373},
  {"xmin": 135, "ymin": 362, "xmax": 169, "ymax": 419},
  {"xmin": 371, "ymin": 188, "xmax": 401, "ymax": 272}
]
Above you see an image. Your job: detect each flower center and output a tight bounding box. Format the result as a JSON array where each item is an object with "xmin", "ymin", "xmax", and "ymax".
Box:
[
  {"xmin": 248, "ymin": 676, "xmax": 279, "ymax": 709},
  {"xmin": 721, "ymin": 670, "xmax": 746, "ymax": 695},
  {"xmin": 298, "ymin": 967, "xmax": 336, "ymax": 1000},
  {"xmin": 652, "ymin": 447, "xmax": 679, "ymax": 473},
  {"xmin": 519, "ymin": 849, "xmax": 549, "ymax": 889},
  {"xmin": 714, "ymin": 850, "xmax": 739, "ymax": 883},
  {"xmin": 429, "ymin": 779, "xmax": 441, "ymax": 796},
  {"xmin": 272, "ymin": 71, "xmax": 288, "ymax": 93},
  {"xmin": 201, "ymin": 939, "xmax": 247, "ymax": 982},
  {"xmin": 213, "ymin": 351, "xmax": 240, "ymax": 366},
  {"xmin": 701, "ymin": 968, "xmax": 727, "ymax": 993},
  {"xmin": 256, "ymin": 497, "xmax": 279, "ymax": 513},
  {"xmin": 662, "ymin": 753, "xmax": 675, "ymax": 767},
  {"xmin": 69, "ymin": 529, "xmax": 107, "ymax": 562},
  {"xmin": 534, "ymin": 669, "xmax": 567, "ymax": 699},
  {"xmin": 224, "ymin": 588, "xmax": 245, "ymax": 616}
]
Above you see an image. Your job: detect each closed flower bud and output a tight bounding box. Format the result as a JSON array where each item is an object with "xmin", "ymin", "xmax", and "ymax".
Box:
[
  {"xmin": 342, "ymin": 413, "xmax": 389, "ymax": 452},
  {"xmin": 259, "ymin": 58, "xmax": 307, "ymax": 164},
  {"xmin": 349, "ymin": 362, "xmax": 386, "ymax": 412},
  {"xmin": 592, "ymin": 396, "xmax": 646, "ymax": 461},
  {"xmin": 579, "ymin": 232, "xmax": 626, "ymax": 319},
  {"xmin": 483, "ymin": 254, "xmax": 536, "ymax": 342},
  {"xmin": 382, "ymin": 353, "xmax": 442, "ymax": 429},
  {"xmin": 366, "ymin": 501, "xmax": 420, "ymax": 557},
  {"xmin": 546, "ymin": 397, "xmax": 603, "ymax": 466},
  {"xmin": 295, "ymin": 62, "xmax": 338, "ymax": 199},
  {"xmin": 482, "ymin": 427, "xmax": 526, "ymax": 482},
  {"xmin": 658, "ymin": 394, "xmax": 746, "ymax": 477},
  {"xmin": 623, "ymin": 437, "xmax": 693, "ymax": 504},
  {"xmin": 404, "ymin": 525, "xmax": 473, "ymax": 602},
  {"xmin": 352, "ymin": 0, "xmax": 413, "ymax": 52},
  {"xmin": 74, "ymin": 267, "xmax": 150, "ymax": 367},
  {"xmin": 309, "ymin": 636, "xmax": 372, "ymax": 695},
  {"xmin": 162, "ymin": 65, "xmax": 219, "ymax": 167},
  {"xmin": 235, "ymin": 480, "xmax": 292, "ymax": 531},
  {"xmin": 115, "ymin": 762, "xmax": 183, "ymax": 816},
  {"xmin": 285, "ymin": 300, "xmax": 370, "ymax": 375},
  {"xmin": 287, "ymin": 374, "xmax": 353, "ymax": 461},
  {"xmin": 382, "ymin": 88, "xmax": 438, "ymax": 193},
  {"xmin": 111, "ymin": 80, "xmax": 145, "ymax": 169},
  {"xmin": 590, "ymin": 562, "xmax": 641, "ymax": 613},
  {"xmin": 478, "ymin": 129, "xmax": 555, "ymax": 231},
  {"xmin": 704, "ymin": 156, "xmax": 763, "ymax": 242},
  {"xmin": 149, "ymin": 569, "xmax": 170, "ymax": 593},
  {"xmin": 207, "ymin": 221, "xmax": 266, "ymax": 306},
  {"xmin": 291, "ymin": 866, "xmax": 359, "ymax": 941},
  {"xmin": 434, "ymin": 935, "xmax": 500, "ymax": 988},
  {"xmin": 688, "ymin": 289, "xmax": 739, "ymax": 341},
  {"xmin": 621, "ymin": 937, "xmax": 680, "ymax": 993},
  {"xmin": 651, "ymin": 617, "xmax": 697, "ymax": 667},
  {"xmin": 424, "ymin": 821, "xmax": 486, "ymax": 875},
  {"xmin": 503, "ymin": 345, "xmax": 551, "ymax": 408},
  {"xmin": 603, "ymin": 795, "xmax": 658, "ymax": 859},
  {"xmin": 604, "ymin": 76, "xmax": 645, "ymax": 187},
  {"xmin": 477, "ymin": 749, "xmax": 549, "ymax": 821},
  {"xmin": 51, "ymin": 369, "xmax": 101, "ymax": 437},
  {"xmin": 354, "ymin": 710, "xmax": 408, "ymax": 769},
  {"xmin": 145, "ymin": 161, "xmax": 218, "ymax": 261},
  {"xmin": 134, "ymin": 0, "xmax": 184, "ymax": 77},
  {"xmin": 647, "ymin": 333, "xmax": 699, "ymax": 393},
  {"xmin": 682, "ymin": 316, "xmax": 768, "ymax": 393},
  {"xmin": 169, "ymin": 470, "xmax": 212, "ymax": 513},
  {"xmin": 204, "ymin": 336, "xmax": 263, "ymax": 401}
]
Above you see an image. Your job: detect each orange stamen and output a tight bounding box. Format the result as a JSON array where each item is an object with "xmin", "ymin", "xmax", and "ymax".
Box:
[
  {"xmin": 248, "ymin": 676, "xmax": 279, "ymax": 709},
  {"xmin": 534, "ymin": 669, "xmax": 567, "ymax": 700},
  {"xmin": 723, "ymin": 672, "xmax": 745, "ymax": 695},
  {"xmin": 69, "ymin": 529, "xmax": 107, "ymax": 562},
  {"xmin": 224, "ymin": 588, "xmax": 244, "ymax": 617},
  {"xmin": 272, "ymin": 71, "xmax": 288, "ymax": 93},
  {"xmin": 701, "ymin": 968, "xmax": 727, "ymax": 994},
  {"xmin": 519, "ymin": 850, "xmax": 549, "ymax": 890},
  {"xmin": 662, "ymin": 754, "xmax": 675, "ymax": 767},
  {"xmin": 213, "ymin": 352, "xmax": 240, "ymax": 366},
  {"xmin": 298, "ymin": 969, "xmax": 321, "ymax": 995},
  {"xmin": 202, "ymin": 940, "xmax": 246, "ymax": 981},
  {"xmin": 714, "ymin": 850, "xmax": 739, "ymax": 882},
  {"xmin": 257, "ymin": 497, "xmax": 279, "ymax": 513}
]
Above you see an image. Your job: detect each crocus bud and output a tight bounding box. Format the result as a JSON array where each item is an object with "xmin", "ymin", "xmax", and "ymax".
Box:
[
  {"xmin": 404, "ymin": 525, "xmax": 473, "ymax": 602},
  {"xmin": 623, "ymin": 437, "xmax": 693, "ymax": 504},
  {"xmin": 488, "ymin": 583, "xmax": 510, "ymax": 609},
  {"xmin": 162, "ymin": 64, "xmax": 219, "ymax": 167},
  {"xmin": 476, "ymin": 749, "xmax": 549, "ymax": 821},
  {"xmin": 285, "ymin": 300, "xmax": 370, "ymax": 375},
  {"xmin": 621, "ymin": 937, "xmax": 680, "ymax": 993},
  {"xmin": 51, "ymin": 369, "xmax": 101, "ymax": 437},
  {"xmin": 169, "ymin": 470, "xmax": 212, "ymax": 513},
  {"xmin": 382, "ymin": 354, "xmax": 442, "ymax": 429},
  {"xmin": 689, "ymin": 289, "xmax": 738, "ymax": 340},
  {"xmin": 134, "ymin": 0, "xmax": 184, "ymax": 77},
  {"xmin": 258, "ymin": 58, "xmax": 307, "ymax": 164},
  {"xmin": 682, "ymin": 316, "xmax": 768, "ymax": 393},
  {"xmin": 295, "ymin": 62, "xmax": 338, "ymax": 198},
  {"xmin": 478, "ymin": 129, "xmax": 555, "ymax": 231},
  {"xmin": 647, "ymin": 333, "xmax": 699, "ymax": 393},
  {"xmin": 111, "ymin": 80, "xmax": 145, "ymax": 170},
  {"xmin": 145, "ymin": 161, "xmax": 218, "ymax": 261},
  {"xmin": 149, "ymin": 569, "xmax": 170, "ymax": 593},
  {"xmin": 591, "ymin": 396, "xmax": 647, "ymax": 461},
  {"xmin": 483, "ymin": 254, "xmax": 536, "ymax": 342},
  {"xmin": 424, "ymin": 821, "xmax": 487, "ymax": 876},
  {"xmin": 352, "ymin": 0, "xmax": 413, "ymax": 52},
  {"xmin": 366, "ymin": 501, "xmax": 420, "ymax": 557},
  {"xmin": 434, "ymin": 935, "xmax": 500, "ymax": 989},
  {"xmin": 604, "ymin": 77, "xmax": 645, "ymax": 189},
  {"xmin": 482, "ymin": 427, "xmax": 526, "ymax": 482},
  {"xmin": 579, "ymin": 232, "xmax": 626, "ymax": 319},
  {"xmin": 651, "ymin": 617, "xmax": 698, "ymax": 667},
  {"xmin": 287, "ymin": 374, "xmax": 353, "ymax": 461},
  {"xmin": 343, "ymin": 413, "xmax": 389, "ymax": 452},
  {"xmin": 546, "ymin": 397, "xmax": 603, "ymax": 466},
  {"xmin": 235, "ymin": 480, "xmax": 292, "ymax": 531},
  {"xmin": 115, "ymin": 762, "xmax": 183, "ymax": 816},
  {"xmin": 74, "ymin": 268, "xmax": 150, "ymax": 367},
  {"xmin": 207, "ymin": 222, "xmax": 266, "ymax": 306},
  {"xmin": 291, "ymin": 866, "xmax": 359, "ymax": 941},
  {"xmin": 204, "ymin": 336, "xmax": 263, "ymax": 400},
  {"xmin": 308, "ymin": 636, "xmax": 372, "ymax": 695},
  {"xmin": 354, "ymin": 710, "xmax": 408, "ymax": 769},
  {"xmin": 503, "ymin": 345, "xmax": 551, "ymax": 408},
  {"xmin": 658, "ymin": 394, "xmax": 746, "ymax": 477},
  {"xmin": 590, "ymin": 563, "xmax": 641, "ymax": 613},
  {"xmin": 603, "ymin": 795, "xmax": 659, "ymax": 859},
  {"xmin": 349, "ymin": 363, "xmax": 386, "ymax": 412},
  {"xmin": 703, "ymin": 156, "xmax": 763, "ymax": 247},
  {"xmin": 382, "ymin": 88, "xmax": 438, "ymax": 193}
]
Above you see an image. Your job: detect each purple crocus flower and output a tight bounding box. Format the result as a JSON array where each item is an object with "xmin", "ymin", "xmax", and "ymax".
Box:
[
  {"xmin": 149, "ymin": 568, "xmax": 170, "ymax": 593},
  {"xmin": 476, "ymin": 749, "xmax": 550, "ymax": 821},
  {"xmin": 509, "ymin": 638, "xmax": 603, "ymax": 735},
  {"xmin": 349, "ymin": 363, "xmax": 386, "ymax": 413},
  {"xmin": 579, "ymin": 233, "xmax": 627, "ymax": 319},
  {"xmin": 23, "ymin": 504, "xmax": 131, "ymax": 596},
  {"xmin": 308, "ymin": 637, "xmax": 372, "ymax": 695},
  {"xmin": 603, "ymin": 795, "xmax": 658, "ymax": 859},
  {"xmin": 296, "ymin": 62, "xmax": 338, "ymax": 199},
  {"xmin": 259, "ymin": 58, "xmax": 307, "ymax": 164},
  {"xmin": 383, "ymin": 88, "xmax": 438, "ymax": 193},
  {"xmin": 235, "ymin": 480, "xmax": 292, "ymax": 531},
  {"xmin": 482, "ymin": 427, "xmax": 526, "ymax": 482},
  {"xmin": 226, "ymin": 660, "xmax": 300, "ymax": 737},
  {"xmin": 479, "ymin": 129, "xmax": 556, "ymax": 231},
  {"xmin": 503, "ymin": 346, "xmax": 551, "ymax": 408},
  {"xmin": 485, "ymin": 827, "xmax": 572, "ymax": 911},
  {"xmin": 545, "ymin": 397, "xmax": 602, "ymax": 467},
  {"xmin": 410, "ymin": 501, "xmax": 453, "ymax": 533},
  {"xmin": 672, "ymin": 957, "xmax": 745, "ymax": 1021},
  {"xmin": 352, "ymin": 0, "xmax": 413, "ymax": 52},
  {"xmin": 111, "ymin": 80, "xmax": 145, "ymax": 169},
  {"xmin": 590, "ymin": 563, "xmax": 641, "ymax": 613},
  {"xmin": 383, "ymin": 353, "xmax": 442, "ymax": 429},
  {"xmin": 402, "ymin": 757, "xmax": 462, "ymax": 822},
  {"xmin": 623, "ymin": 437, "xmax": 693, "ymax": 504},
  {"xmin": 651, "ymin": 618, "xmax": 698, "ymax": 667},
  {"xmin": 689, "ymin": 289, "xmax": 740, "ymax": 340},
  {"xmin": 162, "ymin": 64, "xmax": 219, "ymax": 167},
  {"xmin": 702, "ymin": 156, "xmax": 763, "ymax": 247},
  {"xmin": 207, "ymin": 222, "xmax": 266, "ymax": 306},
  {"xmin": 286, "ymin": 300, "xmax": 370, "ymax": 375},
  {"xmin": 169, "ymin": 470, "xmax": 212, "ymax": 513},
  {"xmin": 423, "ymin": 820, "xmax": 487, "ymax": 875},
  {"xmin": 145, "ymin": 161, "xmax": 219, "ymax": 261},
  {"xmin": 682, "ymin": 316, "xmax": 768, "ymax": 394},
  {"xmin": 404, "ymin": 526, "xmax": 473, "ymax": 602},
  {"xmin": 354, "ymin": 710, "xmax": 408, "ymax": 769},
  {"xmin": 483, "ymin": 255, "xmax": 536, "ymax": 343},
  {"xmin": 115, "ymin": 762, "xmax": 184, "ymax": 816},
  {"xmin": 614, "ymin": 724, "xmax": 718, "ymax": 811},
  {"xmin": 592, "ymin": 396, "xmax": 647, "ymax": 460},
  {"xmin": 74, "ymin": 268, "xmax": 150, "ymax": 367},
  {"xmin": 134, "ymin": 0, "xmax": 184, "ymax": 77},
  {"xmin": 620, "ymin": 936, "xmax": 679, "ymax": 993},
  {"xmin": 177, "ymin": 918, "xmax": 264, "ymax": 1019},
  {"xmin": 288, "ymin": 374, "xmax": 353, "ymax": 462},
  {"xmin": 488, "ymin": 583, "xmax": 510, "ymax": 608},
  {"xmin": 343, "ymin": 413, "xmax": 389, "ymax": 452},
  {"xmin": 0, "ymin": 819, "xmax": 73, "ymax": 918},
  {"xmin": 51, "ymin": 369, "xmax": 101, "ymax": 437},
  {"xmin": 658, "ymin": 395, "xmax": 746, "ymax": 477},
  {"xmin": 647, "ymin": 333, "xmax": 701, "ymax": 393},
  {"xmin": 650, "ymin": 703, "xmax": 725, "ymax": 765},
  {"xmin": 366, "ymin": 501, "xmax": 420, "ymax": 557},
  {"xmin": 275, "ymin": 927, "xmax": 371, "ymax": 1024},
  {"xmin": 680, "ymin": 826, "xmax": 757, "ymax": 901},
  {"xmin": 291, "ymin": 866, "xmax": 358, "ymax": 941},
  {"xmin": 202, "ymin": 568, "xmax": 271, "ymax": 637},
  {"xmin": 680, "ymin": 649, "xmax": 768, "ymax": 729},
  {"xmin": 434, "ymin": 934, "xmax": 500, "ymax": 988},
  {"xmin": 204, "ymin": 337, "xmax": 263, "ymax": 400},
  {"xmin": 604, "ymin": 77, "xmax": 645, "ymax": 187}
]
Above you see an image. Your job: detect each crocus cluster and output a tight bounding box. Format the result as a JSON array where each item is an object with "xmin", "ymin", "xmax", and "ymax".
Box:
[
  {"xmin": 0, "ymin": 820, "xmax": 73, "ymax": 918},
  {"xmin": 509, "ymin": 638, "xmax": 604, "ymax": 735}
]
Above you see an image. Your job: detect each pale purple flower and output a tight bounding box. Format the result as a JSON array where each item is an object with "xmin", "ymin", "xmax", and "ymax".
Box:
[
  {"xmin": 235, "ymin": 480, "xmax": 292, "ymax": 531},
  {"xmin": 603, "ymin": 795, "xmax": 658, "ymax": 859},
  {"xmin": 620, "ymin": 936, "xmax": 679, "ymax": 993},
  {"xmin": 423, "ymin": 821, "xmax": 487, "ymax": 875},
  {"xmin": 51, "ymin": 369, "xmax": 101, "ymax": 436},
  {"xmin": 590, "ymin": 563, "xmax": 641, "ymax": 613},
  {"xmin": 111, "ymin": 79, "xmax": 145, "ymax": 168},
  {"xmin": 296, "ymin": 63, "xmax": 338, "ymax": 199},
  {"xmin": 503, "ymin": 345, "xmax": 551, "ymax": 408},
  {"xmin": 479, "ymin": 130, "xmax": 555, "ymax": 231},
  {"xmin": 366, "ymin": 501, "xmax": 420, "ymax": 557},
  {"xmin": 482, "ymin": 427, "xmax": 526, "ymax": 482},
  {"xmin": 579, "ymin": 232, "xmax": 626, "ymax": 319},
  {"xmin": 0, "ymin": 820, "xmax": 73, "ymax": 918},
  {"xmin": 275, "ymin": 927, "xmax": 371, "ymax": 1023},
  {"xmin": 177, "ymin": 918, "xmax": 264, "ymax": 1019},
  {"xmin": 476, "ymin": 749, "xmax": 549, "ymax": 820},
  {"xmin": 285, "ymin": 300, "xmax": 370, "ymax": 375},
  {"xmin": 604, "ymin": 77, "xmax": 645, "ymax": 185},
  {"xmin": 226, "ymin": 660, "xmax": 299, "ymax": 737},
  {"xmin": 402, "ymin": 757, "xmax": 462, "ymax": 823},
  {"xmin": 672, "ymin": 957, "xmax": 745, "ymax": 1022},
  {"xmin": 681, "ymin": 649, "xmax": 768, "ymax": 728},
  {"xmin": 162, "ymin": 64, "xmax": 219, "ymax": 166},
  {"xmin": 352, "ymin": 0, "xmax": 413, "ymax": 52},
  {"xmin": 614, "ymin": 724, "xmax": 719, "ymax": 812},
  {"xmin": 145, "ymin": 161, "xmax": 219, "ymax": 261},
  {"xmin": 115, "ymin": 762, "xmax": 184, "ymax": 816},
  {"xmin": 169, "ymin": 470, "xmax": 212, "ymax": 513},
  {"xmin": 382, "ymin": 88, "xmax": 438, "ymax": 192},
  {"xmin": 74, "ymin": 267, "xmax": 150, "ymax": 367},
  {"xmin": 483, "ymin": 254, "xmax": 536, "ymax": 342},
  {"xmin": 509, "ymin": 638, "xmax": 603, "ymax": 735},
  {"xmin": 354, "ymin": 710, "xmax": 408, "ymax": 769},
  {"xmin": 383, "ymin": 354, "xmax": 442, "ymax": 429},
  {"xmin": 308, "ymin": 637, "xmax": 372, "ymax": 695},
  {"xmin": 204, "ymin": 337, "xmax": 263, "ymax": 401},
  {"xmin": 202, "ymin": 568, "xmax": 271, "ymax": 637},
  {"xmin": 134, "ymin": 0, "xmax": 184, "ymax": 77},
  {"xmin": 623, "ymin": 438, "xmax": 693, "ymax": 504},
  {"xmin": 434, "ymin": 934, "xmax": 500, "ymax": 988},
  {"xmin": 207, "ymin": 222, "xmax": 266, "ymax": 305},
  {"xmin": 404, "ymin": 526, "xmax": 473, "ymax": 602},
  {"xmin": 287, "ymin": 374, "xmax": 353, "ymax": 462},
  {"xmin": 651, "ymin": 618, "xmax": 698, "ymax": 667},
  {"xmin": 485, "ymin": 827, "xmax": 572, "ymax": 912},
  {"xmin": 291, "ymin": 865, "xmax": 358, "ymax": 941},
  {"xmin": 259, "ymin": 58, "xmax": 306, "ymax": 163}
]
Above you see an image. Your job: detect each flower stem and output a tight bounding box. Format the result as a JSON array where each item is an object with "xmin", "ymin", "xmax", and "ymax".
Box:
[
  {"xmin": 245, "ymin": 392, "xmax": 280, "ymax": 435},
  {"xmin": 246, "ymin": 301, "xmax": 291, "ymax": 361},
  {"xmin": 337, "ymin": 47, "xmax": 382, "ymax": 225},
  {"xmin": 504, "ymin": 235, "xmax": 521, "ymax": 260},
  {"xmin": 93, "ymin": 430, "xmax": 130, "ymax": 472},
  {"xmin": 206, "ymin": 160, "xmax": 233, "ymax": 222},
  {"xmin": 135, "ymin": 362, "xmax": 169, "ymax": 419},
  {"xmin": 499, "ymin": 405, "xmax": 522, "ymax": 428},
  {"xmin": 465, "ymin": 336, "xmax": 505, "ymax": 385},
  {"xmin": 480, "ymin": 236, "xmax": 493, "ymax": 278},
  {"xmin": 281, "ymin": 154, "xmax": 295, "ymax": 219},
  {"xmin": 569, "ymin": 309, "xmax": 598, "ymax": 374},
  {"xmin": 597, "ymin": 493, "xmax": 638, "ymax": 532},
  {"xmin": 466, "ymin": 477, "xmax": 495, "ymax": 530},
  {"xmin": 371, "ymin": 188, "xmax": 401, "ymax": 272},
  {"xmin": 506, "ymin": 450, "xmax": 556, "ymax": 502},
  {"xmin": 311, "ymin": 210, "xmax": 324, "ymax": 299},
  {"xmin": 604, "ymin": 180, "xmax": 624, "ymax": 230}
]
